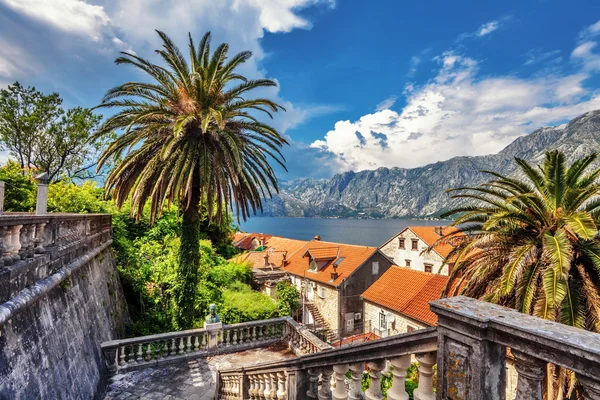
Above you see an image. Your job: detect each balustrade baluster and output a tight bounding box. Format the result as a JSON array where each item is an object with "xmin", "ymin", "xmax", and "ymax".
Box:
[
  {"xmin": 269, "ymin": 372, "xmax": 278, "ymax": 399},
  {"xmin": 258, "ymin": 325, "xmax": 263, "ymax": 341},
  {"xmin": 365, "ymin": 360, "xmax": 385, "ymax": 400},
  {"xmin": 193, "ymin": 335, "xmax": 200, "ymax": 352},
  {"xmin": 318, "ymin": 366, "xmax": 334, "ymax": 400},
  {"xmin": 332, "ymin": 364, "xmax": 348, "ymax": 400},
  {"xmin": 387, "ymin": 355, "xmax": 410, "ymax": 400},
  {"xmin": 118, "ymin": 346, "xmax": 125, "ymax": 366},
  {"xmin": 413, "ymin": 352, "xmax": 436, "ymax": 400},
  {"xmin": 263, "ymin": 373, "xmax": 272, "ymax": 399},
  {"xmin": 512, "ymin": 350, "xmax": 545, "ymax": 400},
  {"xmin": 184, "ymin": 336, "xmax": 191, "ymax": 353},
  {"xmin": 225, "ymin": 330, "xmax": 230, "ymax": 346},
  {"xmin": 252, "ymin": 326, "xmax": 257, "ymax": 342},
  {"xmin": 1, "ymin": 227, "xmax": 12, "ymax": 265},
  {"xmin": 10, "ymin": 225, "xmax": 22, "ymax": 262},
  {"xmin": 18, "ymin": 225, "xmax": 29, "ymax": 259},
  {"xmin": 250, "ymin": 375, "xmax": 259, "ymax": 399},
  {"xmin": 348, "ymin": 362, "xmax": 364, "ymax": 400},
  {"xmin": 245, "ymin": 327, "xmax": 250, "ymax": 344},
  {"xmin": 201, "ymin": 333, "xmax": 206, "ymax": 350},
  {"xmin": 178, "ymin": 337, "xmax": 185, "ymax": 353},
  {"xmin": 276, "ymin": 372, "xmax": 286, "ymax": 400},
  {"xmin": 170, "ymin": 338, "xmax": 176, "ymax": 355},
  {"xmin": 232, "ymin": 329, "xmax": 238, "ymax": 346},
  {"xmin": 136, "ymin": 343, "xmax": 143, "ymax": 363},
  {"xmin": 145, "ymin": 342, "xmax": 153, "ymax": 361},
  {"xmin": 307, "ymin": 368, "xmax": 320, "ymax": 399},
  {"xmin": 258, "ymin": 374, "xmax": 266, "ymax": 399},
  {"xmin": 34, "ymin": 223, "xmax": 46, "ymax": 253}
]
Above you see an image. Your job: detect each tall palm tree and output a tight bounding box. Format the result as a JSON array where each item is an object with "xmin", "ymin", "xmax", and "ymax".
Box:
[
  {"xmin": 94, "ymin": 31, "xmax": 288, "ymax": 328},
  {"xmin": 434, "ymin": 150, "xmax": 600, "ymax": 397}
]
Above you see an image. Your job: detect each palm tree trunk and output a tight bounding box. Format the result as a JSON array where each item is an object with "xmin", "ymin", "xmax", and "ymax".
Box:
[{"xmin": 173, "ymin": 176, "xmax": 202, "ymax": 330}]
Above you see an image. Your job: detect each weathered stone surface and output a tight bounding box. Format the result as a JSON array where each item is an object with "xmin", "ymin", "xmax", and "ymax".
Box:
[
  {"xmin": 104, "ymin": 344, "xmax": 295, "ymax": 399},
  {"xmin": 0, "ymin": 241, "xmax": 128, "ymax": 399}
]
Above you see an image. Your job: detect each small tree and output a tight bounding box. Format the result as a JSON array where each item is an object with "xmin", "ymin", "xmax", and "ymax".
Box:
[
  {"xmin": 0, "ymin": 82, "xmax": 108, "ymax": 181},
  {"xmin": 276, "ymin": 281, "xmax": 300, "ymax": 317}
]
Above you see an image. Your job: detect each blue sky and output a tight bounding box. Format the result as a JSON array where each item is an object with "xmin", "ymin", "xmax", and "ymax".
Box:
[{"xmin": 2, "ymin": 0, "xmax": 600, "ymax": 180}]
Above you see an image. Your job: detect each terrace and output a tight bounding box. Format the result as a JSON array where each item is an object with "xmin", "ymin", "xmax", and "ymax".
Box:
[{"xmin": 100, "ymin": 296, "xmax": 600, "ymax": 399}]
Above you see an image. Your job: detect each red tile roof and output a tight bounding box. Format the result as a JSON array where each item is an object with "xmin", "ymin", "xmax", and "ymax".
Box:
[
  {"xmin": 284, "ymin": 240, "xmax": 378, "ymax": 287},
  {"xmin": 361, "ymin": 266, "xmax": 448, "ymax": 326},
  {"xmin": 303, "ymin": 247, "xmax": 340, "ymax": 260},
  {"xmin": 233, "ymin": 232, "xmax": 273, "ymax": 250},
  {"xmin": 234, "ymin": 236, "xmax": 308, "ymax": 269}
]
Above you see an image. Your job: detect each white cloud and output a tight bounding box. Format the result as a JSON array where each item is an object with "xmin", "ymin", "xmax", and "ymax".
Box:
[
  {"xmin": 375, "ymin": 96, "xmax": 398, "ymax": 112},
  {"xmin": 477, "ymin": 21, "xmax": 499, "ymax": 36},
  {"xmin": 310, "ymin": 47, "xmax": 600, "ymax": 172},
  {"xmin": 1, "ymin": 0, "xmax": 110, "ymax": 39},
  {"xmin": 523, "ymin": 49, "xmax": 562, "ymax": 66}
]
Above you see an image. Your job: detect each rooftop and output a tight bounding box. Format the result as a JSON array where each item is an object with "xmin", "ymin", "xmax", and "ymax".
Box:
[
  {"xmin": 234, "ymin": 236, "xmax": 308, "ymax": 269},
  {"xmin": 284, "ymin": 240, "xmax": 378, "ymax": 287},
  {"xmin": 361, "ymin": 265, "xmax": 448, "ymax": 325}
]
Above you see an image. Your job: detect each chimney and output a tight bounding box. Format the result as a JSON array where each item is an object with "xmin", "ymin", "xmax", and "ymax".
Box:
[
  {"xmin": 435, "ymin": 226, "xmax": 443, "ymax": 236},
  {"xmin": 261, "ymin": 236, "xmax": 266, "ymax": 246},
  {"xmin": 264, "ymin": 253, "xmax": 269, "ymax": 268},
  {"xmin": 282, "ymin": 251, "xmax": 289, "ymax": 266},
  {"xmin": 331, "ymin": 264, "xmax": 339, "ymax": 281},
  {"xmin": 313, "ymin": 235, "xmax": 321, "ymax": 241}
]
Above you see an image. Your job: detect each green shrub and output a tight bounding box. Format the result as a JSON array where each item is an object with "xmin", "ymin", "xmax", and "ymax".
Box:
[{"xmin": 220, "ymin": 284, "xmax": 279, "ymax": 324}]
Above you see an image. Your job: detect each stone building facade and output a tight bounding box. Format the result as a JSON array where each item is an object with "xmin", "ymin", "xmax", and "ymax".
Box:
[
  {"xmin": 285, "ymin": 239, "xmax": 393, "ymax": 338},
  {"xmin": 363, "ymin": 300, "xmax": 428, "ymax": 337},
  {"xmin": 379, "ymin": 226, "xmax": 460, "ymax": 275}
]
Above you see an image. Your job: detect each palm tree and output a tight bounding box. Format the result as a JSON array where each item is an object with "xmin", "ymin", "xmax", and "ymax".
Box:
[
  {"xmin": 434, "ymin": 150, "xmax": 600, "ymax": 397},
  {"xmin": 94, "ymin": 31, "xmax": 288, "ymax": 328}
]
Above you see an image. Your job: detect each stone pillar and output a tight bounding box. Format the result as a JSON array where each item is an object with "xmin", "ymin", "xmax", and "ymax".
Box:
[
  {"xmin": 431, "ymin": 297, "xmax": 507, "ymax": 400},
  {"xmin": 512, "ymin": 351, "xmax": 545, "ymax": 400},
  {"xmin": 36, "ymin": 183, "xmax": 49, "ymax": 215}
]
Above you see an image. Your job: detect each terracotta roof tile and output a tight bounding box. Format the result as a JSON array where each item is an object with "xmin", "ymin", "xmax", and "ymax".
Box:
[
  {"xmin": 233, "ymin": 236, "xmax": 308, "ymax": 268},
  {"xmin": 361, "ymin": 266, "xmax": 448, "ymax": 326},
  {"xmin": 303, "ymin": 247, "xmax": 340, "ymax": 260},
  {"xmin": 284, "ymin": 240, "xmax": 378, "ymax": 287}
]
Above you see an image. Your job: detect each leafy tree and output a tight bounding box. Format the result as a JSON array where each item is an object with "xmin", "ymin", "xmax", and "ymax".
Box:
[
  {"xmin": 276, "ymin": 281, "xmax": 300, "ymax": 316},
  {"xmin": 0, "ymin": 82, "xmax": 107, "ymax": 181},
  {"xmin": 0, "ymin": 161, "xmax": 36, "ymax": 211},
  {"xmin": 436, "ymin": 151, "xmax": 600, "ymax": 398},
  {"xmin": 47, "ymin": 180, "xmax": 114, "ymax": 213},
  {"xmin": 94, "ymin": 31, "xmax": 287, "ymax": 329}
]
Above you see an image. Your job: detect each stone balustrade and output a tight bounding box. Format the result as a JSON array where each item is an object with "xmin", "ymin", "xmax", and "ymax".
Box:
[
  {"xmin": 217, "ymin": 296, "xmax": 600, "ymax": 400},
  {"xmin": 218, "ymin": 327, "xmax": 438, "ymax": 399},
  {"xmin": 0, "ymin": 213, "xmax": 112, "ymax": 322},
  {"xmin": 101, "ymin": 317, "xmax": 332, "ymax": 373}
]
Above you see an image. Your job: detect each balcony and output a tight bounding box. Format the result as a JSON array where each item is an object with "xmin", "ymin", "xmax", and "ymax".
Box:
[{"xmin": 101, "ymin": 296, "xmax": 600, "ymax": 399}]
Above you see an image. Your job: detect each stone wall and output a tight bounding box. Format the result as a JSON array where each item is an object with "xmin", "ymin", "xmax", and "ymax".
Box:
[
  {"xmin": 0, "ymin": 214, "xmax": 128, "ymax": 399},
  {"xmin": 363, "ymin": 300, "xmax": 428, "ymax": 337},
  {"xmin": 312, "ymin": 282, "xmax": 339, "ymax": 331},
  {"xmin": 379, "ymin": 229, "xmax": 448, "ymax": 275}
]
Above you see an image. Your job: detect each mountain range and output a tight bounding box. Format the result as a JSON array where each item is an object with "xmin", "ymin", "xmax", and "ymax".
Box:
[{"xmin": 261, "ymin": 109, "xmax": 600, "ymax": 218}]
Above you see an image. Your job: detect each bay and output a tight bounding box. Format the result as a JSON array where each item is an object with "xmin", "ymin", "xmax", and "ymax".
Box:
[{"xmin": 238, "ymin": 217, "xmax": 450, "ymax": 247}]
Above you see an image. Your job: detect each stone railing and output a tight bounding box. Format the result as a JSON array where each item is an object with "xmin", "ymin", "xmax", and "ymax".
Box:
[
  {"xmin": 218, "ymin": 327, "xmax": 438, "ymax": 399},
  {"xmin": 101, "ymin": 316, "xmax": 332, "ymax": 374},
  {"xmin": 218, "ymin": 296, "xmax": 600, "ymax": 400},
  {"xmin": 0, "ymin": 213, "xmax": 112, "ymax": 324}
]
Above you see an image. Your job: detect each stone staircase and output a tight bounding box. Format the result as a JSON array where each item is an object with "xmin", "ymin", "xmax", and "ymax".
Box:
[{"xmin": 304, "ymin": 302, "xmax": 338, "ymax": 343}]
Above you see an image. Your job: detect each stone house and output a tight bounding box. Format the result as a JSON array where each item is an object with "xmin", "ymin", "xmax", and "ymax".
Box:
[
  {"xmin": 284, "ymin": 238, "xmax": 394, "ymax": 339},
  {"xmin": 232, "ymin": 232, "xmax": 273, "ymax": 251},
  {"xmin": 360, "ymin": 265, "xmax": 448, "ymax": 337},
  {"xmin": 379, "ymin": 226, "xmax": 463, "ymax": 276}
]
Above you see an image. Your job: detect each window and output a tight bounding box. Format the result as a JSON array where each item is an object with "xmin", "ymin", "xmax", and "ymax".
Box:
[
  {"xmin": 405, "ymin": 259, "xmax": 411, "ymax": 267},
  {"xmin": 317, "ymin": 285, "xmax": 326, "ymax": 299},
  {"xmin": 372, "ymin": 261, "xmax": 379, "ymax": 275},
  {"xmin": 411, "ymin": 239, "xmax": 418, "ymax": 251},
  {"xmin": 309, "ymin": 259, "xmax": 317, "ymax": 271},
  {"xmin": 398, "ymin": 238, "xmax": 405, "ymax": 249},
  {"xmin": 424, "ymin": 264, "xmax": 433, "ymax": 273},
  {"xmin": 407, "ymin": 325, "xmax": 416, "ymax": 333},
  {"xmin": 379, "ymin": 311, "xmax": 387, "ymax": 330}
]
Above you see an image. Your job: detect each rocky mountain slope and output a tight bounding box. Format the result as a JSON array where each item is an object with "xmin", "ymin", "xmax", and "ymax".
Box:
[{"xmin": 261, "ymin": 110, "xmax": 600, "ymax": 218}]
